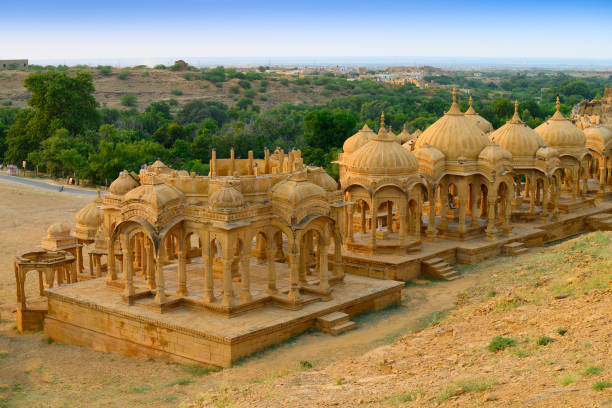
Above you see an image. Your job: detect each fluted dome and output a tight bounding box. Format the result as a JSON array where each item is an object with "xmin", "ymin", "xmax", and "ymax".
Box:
[
  {"xmin": 584, "ymin": 125, "xmax": 612, "ymax": 151},
  {"xmin": 489, "ymin": 102, "xmax": 545, "ymax": 157},
  {"xmin": 347, "ymin": 114, "xmax": 419, "ymax": 176},
  {"xmin": 535, "ymin": 99, "xmax": 585, "ymax": 148},
  {"xmin": 109, "ymin": 170, "xmax": 139, "ymax": 195},
  {"xmin": 209, "ymin": 183, "xmax": 244, "ymax": 210},
  {"xmin": 343, "ymin": 124, "xmax": 376, "ymax": 154},
  {"xmin": 536, "ymin": 146, "xmax": 560, "ymax": 161},
  {"xmin": 47, "ymin": 223, "xmax": 71, "ymax": 238},
  {"xmin": 397, "ymin": 124, "xmax": 412, "ymax": 144},
  {"xmin": 75, "ymin": 198, "xmax": 102, "ymax": 240},
  {"xmin": 464, "ymin": 96, "xmax": 494, "ymax": 134},
  {"xmin": 271, "ymin": 173, "xmax": 326, "ymax": 205},
  {"xmin": 415, "ymin": 93, "xmax": 489, "ymax": 160},
  {"xmin": 123, "ymin": 175, "xmax": 184, "ymax": 210},
  {"xmin": 307, "ymin": 166, "xmax": 337, "ymax": 191},
  {"xmin": 478, "ymin": 142, "xmax": 512, "ymax": 163}
]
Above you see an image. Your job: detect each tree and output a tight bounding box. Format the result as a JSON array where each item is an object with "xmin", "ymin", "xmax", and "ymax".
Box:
[
  {"xmin": 303, "ymin": 109, "xmax": 357, "ymax": 150},
  {"xmin": 176, "ymin": 100, "xmax": 228, "ymax": 126},
  {"xmin": 120, "ymin": 94, "xmax": 137, "ymax": 107},
  {"xmin": 24, "ymin": 71, "xmax": 99, "ymax": 135},
  {"xmin": 27, "ymin": 128, "xmax": 91, "ymax": 177}
]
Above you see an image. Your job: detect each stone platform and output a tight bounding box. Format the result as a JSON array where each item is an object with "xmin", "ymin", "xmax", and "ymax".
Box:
[
  {"xmin": 337, "ymin": 200, "xmax": 612, "ymax": 281},
  {"xmin": 44, "ymin": 272, "xmax": 402, "ymax": 367}
]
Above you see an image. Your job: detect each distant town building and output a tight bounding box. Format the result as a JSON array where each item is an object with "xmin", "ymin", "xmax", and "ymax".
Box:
[{"xmin": 0, "ymin": 59, "xmax": 28, "ymax": 70}]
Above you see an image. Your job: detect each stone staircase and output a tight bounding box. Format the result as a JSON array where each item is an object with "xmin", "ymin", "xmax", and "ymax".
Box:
[
  {"xmin": 502, "ymin": 242, "xmax": 528, "ymax": 255},
  {"xmin": 586, "ymin": 213, "xmax": 612, "ymax": 231},
  {"xmin": 422, "ymin": 258, "xmax": 460, "ymax": 281},
  {"xmin": 316, "ymin": 311, "xmax": 356, "ymax": 335}
]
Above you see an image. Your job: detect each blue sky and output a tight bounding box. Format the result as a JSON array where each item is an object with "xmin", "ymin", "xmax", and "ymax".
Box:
[{"xmin": 2, "ymin": 0, "xmax": 612, "ymax": 61}]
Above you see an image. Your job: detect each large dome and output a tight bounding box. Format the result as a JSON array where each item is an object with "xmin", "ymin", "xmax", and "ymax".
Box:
[
  {"xmin": 271, "ymin": 173, "xmax": 327, "ymax": 205},
  {"xmin": 75, "ymin": 197, "xmax": 103, "ymax": 240},
  {"xmin": 109, "ymin": 170, "xmax": 139, "ymax": 195},
  {"xmin": 347, "ymin": 113, "xmax": 419, "ymax": 176},
  {"xmin": 209, "ymin": 183, "xmax": 244, "ymax": 210},
  {"xmin": 464, "ymin": 96, "xmax": 494, "ymax": 134},
  {"xmin": 584, "ymin": 125, "xmax": 612, "ymax": 151},
  {"xmin": 343, "ymin": 124, "xmax": 376, "ymax": 154},
  {"xmin": 534, "ymin": 98, "xmax": 585, "ymax": 148},
  {"xmin": 489, "ymin": 101, "xmax": 545, "ymax": 158},
  {"xmin": 123, "ymin": 176, "xmax": 184, "ymax": 210},
  {"xmin": 415, "ymin": 91, "xmax": 489, "ymax": 160}
]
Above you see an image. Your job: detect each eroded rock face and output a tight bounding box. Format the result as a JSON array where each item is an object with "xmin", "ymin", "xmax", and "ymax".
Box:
[{"xmin": 572, "ymin": 88, "xmax": 612, "ymax": 130}]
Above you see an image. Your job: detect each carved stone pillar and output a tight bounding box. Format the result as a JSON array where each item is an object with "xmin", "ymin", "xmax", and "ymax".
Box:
[
  {"xmin": 240, "ymin": 257, "xmax": 252, "ymax": 302},
  {"xmin": 155, "ymin": 244, "xmax": 166, "ymax": 304},
  {"xmin": 288, "ymin": 251, "xmax": 301, "ymax": 301},
  {"xmin": 222, "ymin": 254, "xmax": 234, "ymax": 307},
  {"xmin": 319, "ymin": 242, "xmax": 330, "ymax": 291},
  {"xmin": 426, "ymin": 187, "xmax": 437, "ymax": 238},
  {"xmin": 485, "ymin": 199, "xmax": 498, "ymax": 241},
  {"xmin": 202, "ymin": 235, "xmax": 214, "ymax": 302},
  {"xmin": 266, "ymin": 248, "xmax": 277, "ymax": 294},
  {"xmin": 121, "ymin": 234, "xmax": 134, "ymax": 298},
  {"xmin": 106, "ymin": 237, "xmax": 117, "ymax": 282}
]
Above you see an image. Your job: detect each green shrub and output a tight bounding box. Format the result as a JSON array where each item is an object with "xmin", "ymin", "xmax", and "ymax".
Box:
[
  {"xmin": 300, "ymin": 360, "xmax": 313, "ymax": 369},
  {"xmin": 582, "ymin": 366, "xmax": 603, "ymax": 376},
  {"xmin": 120, "ymin": 94, "xmax": 137, "ymax": 107},
  {"xmin": 167, "ymin": 98, "xmax": 178, "ymax": 107},
  {"xmin": 238, "ymin": 79, "xmax": 251, "ymax": 89},
  {"xmin": 171, "ymin": 89, "xmax": 183, "ymax": 96},
  {"xmin": 280, "ymin": 78, "xmax": 289, "ymax": 86},
  {"xmin": 97, "ymin": 65, "xmax": 112, "ymax": 76},
  {"xmin": 259, "ymin": 95, "xmax": 268, "ymax": 101},
  {"xmin": 1, "ymin": 99, "xmax": 12, "ymax": 106},
  {"xmin": 200, "ymin": 83, "xmax": 210, "ymax": 89},
  {"xmin": 117, "ymin": 70, "xmax": 130, "ymax": 80},
  {"xmin": 593, "ymin": 381, "xmax": 612, "ymax": 390},
  {"xmin": 486, "ymin": 290, "xmax": 497, "ymax": 298},
  {"xmin": 183, "ymin": 73, "xmax": 193, "ymax": 81},
  {"xmin": 537, "ymin": 336, "xmax": 554, "ymax": 346},
  {"xmin": 153, "ymin": 64, "xmax": 166, "ymax": 70},
  {"xmin": 229, "ymin": 85, "xmax": 240, "ymax": 95},
  {"xmin": 488, "ymin": 336, "xmax": 516, "ymax": 352},
  {"xmin": 559, "ymin": 373, "xmax": 576, "ymax": 386},
  {"xmin": 557, "ymin": 328, "xmax": 567, "ymax": 336},
  {"xmin": 183, "ymin": 365, "xmax": 220, "ymax": 377},
  {"xmin": 243, "ymin": 89, "xmax": 257, "ymax": 98},
  {"xmin": 336, "ymin": 377, "xmax": 344, "ymax": 386},
  {"xmin": 141, "ymin": 71, "xmax": 150, "ymax": 77}
]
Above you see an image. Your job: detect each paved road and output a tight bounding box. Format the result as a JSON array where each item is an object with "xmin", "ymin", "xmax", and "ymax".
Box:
[{"xmin": 0, "ymin": 174, "xmax": 101, "ymax": 196}]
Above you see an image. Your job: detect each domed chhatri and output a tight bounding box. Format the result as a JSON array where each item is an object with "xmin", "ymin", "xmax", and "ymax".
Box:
[
  {"xmin": 347, "ymin": 113, "xmax": 419, "ymax": 177},
  {"xmin": 396, "ymin": 123, "xmax": 412, "ymax": 144},
  {"xmin": 535, "ymin": 97, "xmax": 591, "ymax": 200},
  {"xmin": 464, "ymin": 95, "xmax": 494, "ymax": 134},
  {"xmin": 342, "ymin": 124, "xmax": 376, "ymax": 154},
  {"xmin": 490, "ymin": 101, "xmax": 545, "ymax": 158},
  {"xmin": 47, "ymin": 223, "xmax": 72, "ymax": 238},
  {"xmin": 209, "ymin": 182, "xmax": 244, "ymax": 210},
  {"xmin": 75, "ymin": 193, "xmax": 103, "ymax": 240},
  {"xmin": 415, "ymin": 89, "xmax": 489, "ymax": 161},
  {"xmin": 535, "ymin": 97, "xmax": 586, "ymax": 149},
  {"xmin": 109, "ymin": 170, "xmax": 139, "ymax": 195},
  {"xmin": 487, "ymin": 101, "xmax": 561, "ymax": 220}
]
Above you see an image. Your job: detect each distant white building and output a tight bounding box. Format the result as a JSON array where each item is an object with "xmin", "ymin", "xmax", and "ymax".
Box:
[{"xmin": 0, "ymin": 59, "xmax": 28, "ymax": 70}]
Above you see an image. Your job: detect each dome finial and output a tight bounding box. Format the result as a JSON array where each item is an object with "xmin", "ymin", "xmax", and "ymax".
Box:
[
  {"xmin": 469, "ymin": 94, "xmax": 473, "ymax": 107},
  {"xmin": 556, "ymin": 96, "xmax": 560, "ymax": 112},
  {"xmin": 380, "ymin": 111, "xmax": 385, "ymax": 128},
  {"xmin": 514, "ymin": 99, "xmax": 518, "ymax": 114},
  {"xmin": 452, "ymin": 88, "xmax": 456, "ymax": 104}
]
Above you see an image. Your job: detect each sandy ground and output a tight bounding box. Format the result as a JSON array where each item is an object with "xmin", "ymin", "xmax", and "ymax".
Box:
[{"xmin": 0, "ymin": 179, "xmax": 485, "ymax": 407}]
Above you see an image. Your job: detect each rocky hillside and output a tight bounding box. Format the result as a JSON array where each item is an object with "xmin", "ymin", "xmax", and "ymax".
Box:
[
  {"xmin": 0, "ymin": 68, "xmax": 347, "ymax": 111},
  {"xmin": 191, "ymin": 232, "xmax": 612, "ymax": 407}
]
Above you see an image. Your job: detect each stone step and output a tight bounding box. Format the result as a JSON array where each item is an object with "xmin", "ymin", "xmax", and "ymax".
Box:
[
  {"xmin": 328, "ymin": 321, "xmax": 356, "ymax": 335},
  {"xmin": 503, "ymin": 242, "xmax": 527, "ymax": 255},
  {"xmin": 422, "ymin": 258, "xmax": 460, "ymax": 281},
  {"xmin": 316, "ymin": 311, "xmax": 350, "ymax": 330},
  {"xmin": 423, "ymin": 257, "xmax": 444, "ymax": 266}
]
